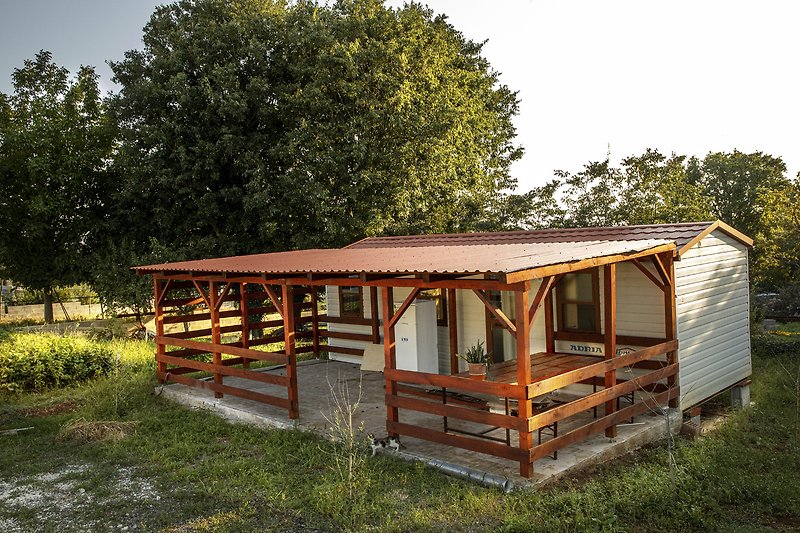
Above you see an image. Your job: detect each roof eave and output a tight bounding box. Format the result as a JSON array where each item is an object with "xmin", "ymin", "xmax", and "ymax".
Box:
[
  {"xmin": 676, "ymin": 220, "xmax": 754, "ymax": 256},
  {"xmin": 501, "ymin": 242, "xmax": 677, "ymax": 284}
]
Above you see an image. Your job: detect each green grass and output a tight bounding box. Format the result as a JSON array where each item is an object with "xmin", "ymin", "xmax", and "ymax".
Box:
[
  {"xmin": 776, "ymin": 321, "xmax": 800, "ymax": 333},
  {"xmin": 1, "ymin": 334, "xmax": 799, "ymax": 532}
]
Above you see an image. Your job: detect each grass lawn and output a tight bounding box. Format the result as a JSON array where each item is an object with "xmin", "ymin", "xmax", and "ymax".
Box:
[{"xmin": 1, "ymin": 327, "xmax": 799, "ymax": 532}]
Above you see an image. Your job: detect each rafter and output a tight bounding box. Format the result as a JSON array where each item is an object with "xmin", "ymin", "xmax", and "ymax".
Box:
[
  {"xmin": 388, "ymin": 288, "xmax": 421, "ymax": 329},
  {"xmin": 261, "ymin": 283, "xmax": 284, "ymax": 319},
  {"xmin": 631, "ymin": 258, "xmax": 665, "ymax": 291},
  {"xmin": 192, "ymin": 280, "xmax": 210, "ymax": 307},
  {"xmin": 473, "ymin": 289, "xmax": 517, "ymax": 337}
]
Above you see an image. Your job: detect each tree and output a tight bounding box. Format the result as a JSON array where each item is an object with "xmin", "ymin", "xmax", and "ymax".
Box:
[
  {"xmin": 102, "ymin": 0, "xmax": 522, "ymax": 309},
  {"xmin": 521, "ymin": 149, "xmax": 712, "ymax": 229},
  {"xmin": 0, "ymin": 51, "xmax": 115, "ymax": 322},
  {"xmin": 756, "ymin": 177, "xmax": 800, "ymax": 290},
  {"xmin": 690, "ymin": 150, "xmax": 788, "ymax": 240}
]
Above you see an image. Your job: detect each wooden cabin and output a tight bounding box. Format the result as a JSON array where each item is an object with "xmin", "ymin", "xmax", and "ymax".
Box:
[{"xmin": 135, "ymin": 220, "xmax": 752, "ymax": 478}]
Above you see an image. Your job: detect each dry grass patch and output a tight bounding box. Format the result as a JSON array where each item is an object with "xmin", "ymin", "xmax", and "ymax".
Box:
[
  {"xmin": 24, "ymin": 399, "xmax": 79, "ymax": 417},
  {"xmin": 56, "ymin": 417, "xmax": 137, "ymax": 443}
]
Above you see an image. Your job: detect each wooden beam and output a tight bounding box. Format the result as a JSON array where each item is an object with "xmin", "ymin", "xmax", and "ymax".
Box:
[
  {"xmin": 156, "ymin": 279, "xmax": 173, "ymax": 307},
  {"xmin": 311, "ymin": 286, "xmax": 320, "ymax": 358},
  {"xmin": 283, "ymin": 284, "xmax": 299, "ymax": 419},
  {"xmin": 663, "ymin": 252, "xmax": 679, "ymax": 409},
  {"xmin": 447, "ymin": 288, "xmax": 458, "ymax": 374},
  {"xmin": 239, "ymin": 283, "xmax": 250, "ymax": 368},
  {"xmin": 149, "ymin": 272, "xmax": 528, "ymax": 292},
  {"xmin": 604, "ymin": 264, "xmax": 617, "ymax": 437},
  {"xmin": 544, "ymin": 288, "xmax": 555, "ymax": 354},
  {"xmin": 650, "ymin": 254, "xmax": 670, "ymax": 285},
  {"xmin": 503, "ymin": 243, "xmax": 676, "ymax": 284},
  {"xmin": 154, "ymin": 277, "xmax": 167, "ymax": 382},
  {"xmin": 676, "ymin": 220, "xmax": 753, "ymax": 257},
  {"xmin": 157, "ymin": 371, "xmax": 291, "ymax": 410},
  {"xmin": 473, "ymin": 289, "xmax": 517, "ymax": 337},
  {"xmin": 515, "ymin": 288, "xmax": 534, "ymax": 478},
  {"xmin": 382, "ymin": 286, "xmax": 398, "ymax": 434},
  {"xmin": 385, "ymin": 368, "xmax": 526, "ymax": 399},
  {"xmin": 528, "ymin": 275, "xmax": 562, "ymax": 326},
  {"xmin": 530, "ymin": 388, "xmax": 679, "ymax": 461},
  {"xmin": 388, "ymin": 288, "xmax": 421, "ymax": 329},
  {"xmin": 528, "ymin": 363, "xmax": 678, "ymax": 431},
  {"xmin": 214, "ymin": 282, "xmax": 233, "ymax": 311},
  {"xmin": 209, "ymin": 281, "xmax": 223, "ymax": 399},
  {"xmin": 192, "ymin": 280, "xmax": 211, "ymax": 307},
  {"xmin": 370, "ymin": 286, "xmax": 380, "ymax": 344},
  {"xmin": 388, "ymin": 421, "xmax": 529, "ymax": 463},
  {"xmin": 262, "ymin": 283, "xmax": 284, "ymax": 319},
  {"xmin": 526, "ymin": 340, "xmax": 679, "ymax": 398},
  {"xmin": 630, "ymin": 258, "xmax": 665, "ymax": 291}
]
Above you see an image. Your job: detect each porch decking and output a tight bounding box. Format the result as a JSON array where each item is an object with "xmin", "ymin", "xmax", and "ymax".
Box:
[{"xmin": 157, "ymin": 359, "xmax": 680, "ymax": 487}]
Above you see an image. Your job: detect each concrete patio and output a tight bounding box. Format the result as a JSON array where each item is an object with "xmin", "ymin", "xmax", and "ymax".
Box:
[{"xmin": 157, "ymin": 359, "xmax": 680, "ymax": 490}]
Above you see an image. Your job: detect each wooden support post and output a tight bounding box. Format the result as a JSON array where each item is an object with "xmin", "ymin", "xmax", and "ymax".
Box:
[
  {"xmin": 544, "ymin": 287, "xmax": 555, "ymax": 354},
  {"xmin": 311, "ymin": 286, "xmax": 320, "ymax": 358},
  {"xmin": 381, "ymin": 286, "xmax": 398, "ymax": 435},
  {"xmin": 154, "ymin": 277, "xmax": 167, "ymax": 382},
  {"xmin": 604, "ymin": 264, "xmax": 617, "ymax": 437},
  {"xmin": 282, "ymin": 284, "xmax": 299, "ymax": 419},
  {"xmin": 209, "ymin": 281, "xmax": 223, "ymax": 398},
  {"xmin": 447, "ymin": 288, "xmax": 458, "ymax": 374},
  {"xmin": 663, "ymin": 252, "xmax": 678, "ymax": 409},
  {"xmin": 239, "ymin": 283, "xmax": 250, "ymax": 369},
  {"xmin": 370, "ymin": 286, "xmax": 380, "ymax": 344},
  {"xmin": 515, "ymin": 288, "xmax": 534, "ymax": 478}
]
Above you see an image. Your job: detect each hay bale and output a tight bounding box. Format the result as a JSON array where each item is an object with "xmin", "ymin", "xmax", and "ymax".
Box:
[{"xmin": 56, "ymin": 417, "xmax": 137, "ymax": 443}]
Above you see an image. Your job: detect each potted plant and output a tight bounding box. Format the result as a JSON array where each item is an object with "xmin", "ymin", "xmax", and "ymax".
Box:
[{"xmin": 458, "ymin": 341, "xmax": 489, "ymax": 380}]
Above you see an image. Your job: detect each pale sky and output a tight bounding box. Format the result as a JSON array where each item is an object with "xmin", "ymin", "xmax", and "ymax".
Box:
[{"xmin": 1, "ymin": 0, "xmax": 798, "ymax": 192}]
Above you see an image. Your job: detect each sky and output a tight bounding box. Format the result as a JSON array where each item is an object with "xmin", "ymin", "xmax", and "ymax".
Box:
[{"xmin": 1, "ymin": 0, "xmax": 798, "ymax": 193}]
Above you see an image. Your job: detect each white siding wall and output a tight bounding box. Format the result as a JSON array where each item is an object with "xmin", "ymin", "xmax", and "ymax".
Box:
[
  {"xmin": 326, "ymin": 285, "xmax": 374, "ymax": 364},
  {"xmin": 553, "ymin": 262, "xmax": 664, "ymax": 356},
  {"xmin": 675, "ymin": 230, "xmax": 752, "ymax": 409}
]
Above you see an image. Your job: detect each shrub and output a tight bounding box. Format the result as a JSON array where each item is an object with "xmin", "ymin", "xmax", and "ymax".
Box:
[
  {"xmin": 751, "ymin": 332, "xmax": 800, "ymax": 358},
  {"xmin": 0, "ymin": 333, "xmax": 113, "ymax": 392}
]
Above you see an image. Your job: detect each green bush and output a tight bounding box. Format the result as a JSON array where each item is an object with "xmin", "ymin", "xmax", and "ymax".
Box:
[
  {"xmin": 0, "ymin": 333, "xmax": 113, "ymax": 392},
  {"xmin": 751, "ymin": 332, "xmax": 800, "ymax": 358}
]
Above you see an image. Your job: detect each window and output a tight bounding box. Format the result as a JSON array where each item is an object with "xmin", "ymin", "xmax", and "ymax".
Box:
[
  {"xmin": 339, "ymin": 286, "xmax": 364, "ymax": 318},
  {"xmin": 556, "ymin": 270, "xmax": 600, "ymax": 333},
  {"xmin": 418, "ymin": 289, "xmax": 448, "ymax": 326}
]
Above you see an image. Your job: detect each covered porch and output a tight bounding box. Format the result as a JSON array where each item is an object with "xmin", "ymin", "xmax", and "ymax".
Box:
[
  {"xmin": 155, "ymin": 358, "xmax": 681, "ymax": 486},
  {"xmin": 136, "ymin": 238, "xmax": 681, "ymax": 479}
]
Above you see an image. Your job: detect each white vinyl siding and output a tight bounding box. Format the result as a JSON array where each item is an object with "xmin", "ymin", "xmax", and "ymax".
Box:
[
  {"xmin": 325, "ymin": 285, "xmax": 373, "ymax": 364},
  {"xmin": 675, "ymin": 231, "xmax": 752, "ymax": 409}
]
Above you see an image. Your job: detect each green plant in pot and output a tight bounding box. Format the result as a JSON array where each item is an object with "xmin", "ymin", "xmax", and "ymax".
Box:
[{"xmin": 458, "ymin": 341, "xmax": 489, "ymax": 380}]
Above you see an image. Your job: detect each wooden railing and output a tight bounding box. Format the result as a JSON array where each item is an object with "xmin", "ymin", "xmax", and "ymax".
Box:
[
  {"xmin": 384, "ymin": 340, "xmax": 679, "ymax": 474},
  {"xmin": 155, "ymin": 335, "xmax": 293, "ymax": 413},
  {"xmin": 318, "ymin": 313, "xmax": 378, "ymax": 358},
  {"xmin": 527, "ymin": 340, "xmax": 679, "ymax": 460}
]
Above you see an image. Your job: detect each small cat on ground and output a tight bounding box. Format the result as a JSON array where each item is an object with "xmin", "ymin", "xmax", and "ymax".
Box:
[{"xmin": 368, "ymin": 434, "xmax": 403, "ymax": 456}]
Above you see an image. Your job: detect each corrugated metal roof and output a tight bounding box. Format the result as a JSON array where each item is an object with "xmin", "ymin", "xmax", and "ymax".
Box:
[
  {"xmin": 135, "ymin": 239, "xmax": 673, "ymax": 277},
  {"xmin": 346, "ymin": 222, "xmax": 715, "ymax": 250}
]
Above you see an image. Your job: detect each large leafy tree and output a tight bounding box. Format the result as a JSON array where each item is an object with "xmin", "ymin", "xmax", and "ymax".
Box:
[
  {"xmin": 523, "ymin": 149, "xmax": 712, "ymax": 229},
  {"xmin": 756, "ymin": 176, "xmax": 800, "ymax": 290},
  {"xmin": 0, "ymin": 51, "xmax": 115, "ymax": 322},
  {"xmin": 102, "ymin": 0, "xmax": 522, "ymax": 307},
  {"xmin": 688, "ymin": 150, "xmax": 788, "ymax": 240}
]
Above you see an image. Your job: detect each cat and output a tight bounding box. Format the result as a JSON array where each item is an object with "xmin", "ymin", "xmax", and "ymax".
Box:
[{"xmin": 368, "ymin": 434, "xmax": 403, "ymax": 456}]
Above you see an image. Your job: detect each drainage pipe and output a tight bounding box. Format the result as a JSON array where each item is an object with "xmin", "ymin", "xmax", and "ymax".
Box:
[{"xmin": 416, "ymin": 455, "xmax": 515, "ymax": 492}]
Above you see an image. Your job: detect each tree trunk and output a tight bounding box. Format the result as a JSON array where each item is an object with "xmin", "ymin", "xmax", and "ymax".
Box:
[{"xmin": 43, "ymin": 289, "xmax": 54, "ymax": 324}]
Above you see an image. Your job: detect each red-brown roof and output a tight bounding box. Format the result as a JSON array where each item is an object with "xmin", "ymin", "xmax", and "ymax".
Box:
[
  {"xmin": 134, "ymin": 220, "xmax": 750, "ymax": 282},
  {"xmin": 135, "ymin": 239, "xmax": 673, "ymax": 279},
  {"xmin": 346, "ymin": 221, "xmax": 751, "ymax": 253}
]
